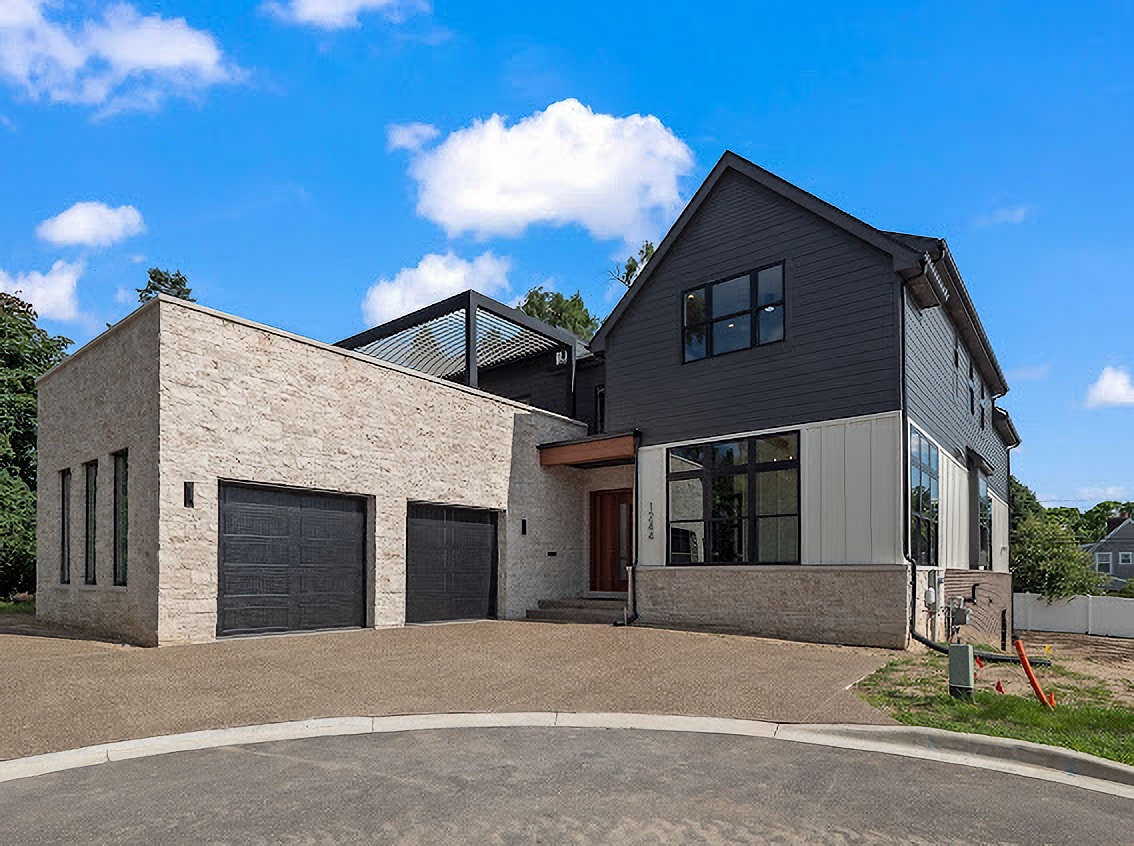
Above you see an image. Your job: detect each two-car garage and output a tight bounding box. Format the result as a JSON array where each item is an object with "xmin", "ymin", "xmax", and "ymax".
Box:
[{"xmin": 217, "ymin": 482, "xmax": 498, "ymax": 637}]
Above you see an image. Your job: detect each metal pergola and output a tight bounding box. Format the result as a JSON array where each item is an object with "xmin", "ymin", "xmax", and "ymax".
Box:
[{"xmin": 336, "ymin": 290, "xmax": 581, "ymax": 394}]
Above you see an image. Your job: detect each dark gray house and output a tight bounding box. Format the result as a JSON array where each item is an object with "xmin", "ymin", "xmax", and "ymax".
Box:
[
  {"xmin": 1084, "ymin": 515, "xmax": 1134, "ymax": 591},
  {"xmin": 37, "ymin": 150, "xmax": 1019, "ymax": 649}
]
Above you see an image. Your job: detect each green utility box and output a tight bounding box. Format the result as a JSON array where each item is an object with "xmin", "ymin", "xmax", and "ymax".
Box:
[{"xmin": 949, "ymin": 643, "xmax": 975, "ymax": 701}]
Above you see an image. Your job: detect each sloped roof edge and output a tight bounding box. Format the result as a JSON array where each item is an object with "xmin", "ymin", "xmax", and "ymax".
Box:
[{"xmin": 591, "ymin": 150, "xmax": 923, "ymax": 349}]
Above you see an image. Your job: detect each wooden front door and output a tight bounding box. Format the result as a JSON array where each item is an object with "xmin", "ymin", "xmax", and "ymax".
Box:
[{"xmin": 590, "ymin": 489, "xmax": 632, "ymax": 592}]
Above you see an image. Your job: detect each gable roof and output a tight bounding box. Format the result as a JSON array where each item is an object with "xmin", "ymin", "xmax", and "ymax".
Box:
[
  {"xmin": 1084, "ymin": 518, "xmax": 1134, "ymax": 551},
  {"xmin": 590, "ymin": 151, "xmax": 1008, "ymax": 397}
]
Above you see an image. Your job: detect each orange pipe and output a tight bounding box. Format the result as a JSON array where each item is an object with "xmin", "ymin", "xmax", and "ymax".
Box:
[{"xmin": 1014, "ymin": 639, "xmax": 1055, "ymax": 711}]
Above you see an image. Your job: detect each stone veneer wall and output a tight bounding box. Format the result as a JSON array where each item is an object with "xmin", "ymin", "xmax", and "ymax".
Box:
[
  {"xmin": 155, "ymin": 299, "xmax": 588, "ymax": 643},
  {"xmin": 634, "ymin": 564, "xmax": 910, "ymax": 648},
  {"xmin": 36, "ymin": 305, "xmax": 161, "ymax": 645}
]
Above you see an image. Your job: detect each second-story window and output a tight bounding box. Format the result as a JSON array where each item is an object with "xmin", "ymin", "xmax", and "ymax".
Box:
[
  {"xmin": 968, "ymin": 365, "xmax": 977, "ymax": 415},
  {"xmin": 683, "ymin": 263, "xmax": 785, "ymax": 363}
]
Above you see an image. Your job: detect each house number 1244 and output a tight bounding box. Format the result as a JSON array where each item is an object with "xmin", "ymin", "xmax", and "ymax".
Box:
[{"xmin": 647, "ymin": 502, "xmax": 654, "ymax": 540}]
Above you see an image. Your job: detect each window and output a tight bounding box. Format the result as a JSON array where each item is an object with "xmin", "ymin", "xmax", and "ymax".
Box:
[
  {"xmin": 683, "ymin": 263, "xmax": 784, "ymax": 362},
  {"xmin": 59, "ymin": 469, "xmax": 71, "ymax": 584},
  {"xmin": 1119, "ymin": 552, "xmax": 1132, "ymax": 567},
  {"xmin": 979, "ymin": 385, "xmax": 986, "ymax": 430},
  {"xmin": 84, "ymin": 460, "xmax": 97, "ymax": 585},
  {"xmin": 1095, "ymin": 552, "xmax": 1112, "ymax": 574},
  {"xmin": 968, "ymin": 364, "xmax": 976, "ymax": 415},
  {"xmin": 593, "ymin": 385, "xmax": 606, "ymax": 434},
  {"xmin": 666, "ymin": 431, "xmax": 799, "ymax": 565},
  {"xmin": 113, "ymin": 451, "xmax": 128, "ymax": 586},
  {"xmin": 953, "ymin": 341, "xmax": 960, "ymax": 396},
  {"xmin": 909, "ymin": 427, "xmax": 939, "ymax": 568},
  {"xmin": 978, "ymin": 474, "xmax": 992, "ymax": 568}
]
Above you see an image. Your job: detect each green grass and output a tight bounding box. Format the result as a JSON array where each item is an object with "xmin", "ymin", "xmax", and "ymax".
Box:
[
  {"xmin": 858, "ymin": 655, "xmax": 1134, "ymax": 766},
  {"xmin": 0, "ymin": 599, "xmax": 34, "ymax": 614}
]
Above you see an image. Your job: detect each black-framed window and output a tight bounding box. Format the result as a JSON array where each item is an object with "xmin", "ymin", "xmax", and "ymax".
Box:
[
  {"xmin": 968, "ymin": 365, "xmax": 977, "ymax": 415},
  {"xmin": 979, "ymin": 385, "xmax": 986, "ymax": 430},
  {"xmin": 113, "ymin": 451, "xmax": 128, "ymax": 586},
  {"xmin": 978, "ymin": 473, "xmax": 991, "ymax": 568},
  {"xmin": 60, "ymin": 469, "xmax": 71, "ymax": 584},
  {"xmin": 84, "ymin": 460, "xmax": 97, "ymax": 585},
  {"xmin": 683, "ymin": 263, "xmax": 785, "ymax": 362},
  {"xmin": 666, "ymin": 431, "xmax": 799, "ymax": 565},
  {"xmin": 593, "ymin": 385, "xmax": 606, "ymax": 434},
  {"xmin": 910, "ymin": 427, "xmax": 939, "ymax": 568}
]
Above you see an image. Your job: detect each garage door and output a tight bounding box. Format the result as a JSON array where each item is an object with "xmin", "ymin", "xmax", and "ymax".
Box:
[
  {"xmin": 406, "ymin": 504, "xmax": 498, "ymax": 623},
  {"xmin": 218, "ymin": 483, "xmax": 366, "ymax": 637}
]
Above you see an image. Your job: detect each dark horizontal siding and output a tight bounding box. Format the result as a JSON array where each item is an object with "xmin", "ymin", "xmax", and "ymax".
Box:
[
  {"xmin": 605, "ymin": 168, "xmax": 901, "ymax": 445},
  {"xmin": 904, "ymin": 291, "xmax": 1009, "ymax": 499},
  {"xmin": 476, "ymin": 350, "xmax": 572, "ymax": 417}
]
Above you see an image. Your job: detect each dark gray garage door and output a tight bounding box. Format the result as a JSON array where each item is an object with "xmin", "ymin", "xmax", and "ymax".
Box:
[
  {"xmin": 406, "ymin": 504, "xmax": 498, "ymax": 624},
  {"xmin": 218, "ymin": 483, "xmax": 366, "ymax": 637}
]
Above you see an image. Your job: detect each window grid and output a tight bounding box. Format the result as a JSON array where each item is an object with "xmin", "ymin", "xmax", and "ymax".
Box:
[
  {"xmin": 683, "ymin": 262, "xmax": 785, "ymax": 363},
  {"xmin": 978, "ymin": 474, "xmax": 992, "ymax": 568},
  {"xmin": 1119, "ymin": 552, "xmax": 1132, "ymax": 566},
  {"xmin": 666, "ymin": 431, "xmax": 800, "ymax": 566},
  {"xmin": 909, "ymin": 427, "xmax": 939, "ymax": 568},
  {"xmin": 1095, "ymin": 552, "xmax": 1112, "ymax": 574}
]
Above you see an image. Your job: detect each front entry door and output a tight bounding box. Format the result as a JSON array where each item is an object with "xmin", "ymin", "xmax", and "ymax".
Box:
[{"xmin": 591, "ymin": 489, "xmax": 632, "ymax": 592}]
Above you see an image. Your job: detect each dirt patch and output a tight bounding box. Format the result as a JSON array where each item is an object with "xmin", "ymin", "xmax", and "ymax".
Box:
[{"xmin": 901, "ymin": 631, "xmax": 1134, "ymax": 709}]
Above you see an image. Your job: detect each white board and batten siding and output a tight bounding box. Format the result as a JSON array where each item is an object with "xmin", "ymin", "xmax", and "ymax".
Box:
[
  {"xmin": 911, "ymin": 419, "xmax": 1010, "ymax": 573},
  {"xmin": 636, "ymin": 411, "xmax": 904, "ymax": 568}
]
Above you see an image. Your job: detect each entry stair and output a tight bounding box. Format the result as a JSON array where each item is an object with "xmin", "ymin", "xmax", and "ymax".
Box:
[{"xmin": 525, "ymin": 596, "xmax": 627, "ymax": 625}]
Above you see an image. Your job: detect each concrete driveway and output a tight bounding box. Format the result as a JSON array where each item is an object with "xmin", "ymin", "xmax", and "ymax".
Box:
[{"xmin": 0, "ymin": 615, "xmax": 892, "ymax": 761}]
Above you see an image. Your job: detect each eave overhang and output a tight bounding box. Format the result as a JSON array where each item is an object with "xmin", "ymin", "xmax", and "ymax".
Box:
[
  {"xmin": 538, "ymin": 431, "xmax": 637, "ymax": 468},
  {"xmin": 992, "ymin": 407, "xmax": 1021, "ymax": 449}
]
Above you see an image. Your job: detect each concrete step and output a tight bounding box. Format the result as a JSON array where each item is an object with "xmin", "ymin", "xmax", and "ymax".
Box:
[
  {"xmin": 537, "ymin": 598, "xmax": 627, "ymax": 611},
  {"xmin": 525, "ymin": 607, "xmax": 625, "ymax": 625}
]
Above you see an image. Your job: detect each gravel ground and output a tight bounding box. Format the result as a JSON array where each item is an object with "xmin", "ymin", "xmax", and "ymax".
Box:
[{"xmin": 0, "ymin": 616, "xmax": 893, "ymax": 761}]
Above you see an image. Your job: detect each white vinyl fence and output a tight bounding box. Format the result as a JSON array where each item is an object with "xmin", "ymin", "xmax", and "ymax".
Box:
[{"xmin": 1013, "ymin": 592, "xmax": 1134, "ymax": 638}]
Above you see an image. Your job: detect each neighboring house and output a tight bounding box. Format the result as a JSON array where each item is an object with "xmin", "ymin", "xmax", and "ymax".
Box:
[
  {"xmin": 36, "ymin": 151, "xmax": 1019, "ymax": 649},
  {"xmin": 1083, "ymin": 514, "xmax": 1134, "ymax": 591}
]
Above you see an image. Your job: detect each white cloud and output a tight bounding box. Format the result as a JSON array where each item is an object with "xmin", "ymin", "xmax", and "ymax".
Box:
[
  {"xmin": 0, "ymin": 260, "xmax": 83, "ymax": 321},
  {"xmin": 0, "ymin": 2, "xmax": 237, "ymax": 113},
  {"xmin": 1006, "ymin": 362, "xmax": 1051, "ymax": 382},
  {"xmin": 386, "ymin": 121, "xmax": 439, "ymax": 152},
  {"xmin": 264, "ymin": 0, "xmax": 429, "ymax": 29},
  {"xmin": 37, "ymin": 201, "xmax": 145, "ymax": 247},
  {"xmin": 362, "ymin": 251, "xmax": 511, "ymax": 325},
  {"xmin": 1086, "ymin": 366, "xmax": 1134, "ymax": 408},
  {"xmin": 1076, "ymin": 485, "xmax": 1128, "ymax": 502},
  {"xmin": 976, "ymin": 206, "xmax": 1032, "ymax": 226},
  {"xmin": 402, "ymin": 98, "xmax": 695, "ymax": 246}
]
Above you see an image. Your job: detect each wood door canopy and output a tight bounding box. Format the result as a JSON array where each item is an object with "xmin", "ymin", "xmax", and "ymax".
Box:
[{"xmin": 538, "ymin": 432, "xmax": 636, "ymax": 467}]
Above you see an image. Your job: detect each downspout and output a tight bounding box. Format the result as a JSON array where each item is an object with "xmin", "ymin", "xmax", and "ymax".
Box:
[
  {"xmin": 899, "ymin": 279, "xmax": 916, "ymax": 640},
  {"xmin": 617, "ymin": 428, "xmax": 642, "ymax": 625}
]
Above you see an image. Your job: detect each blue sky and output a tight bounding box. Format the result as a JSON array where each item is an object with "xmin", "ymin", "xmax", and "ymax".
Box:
[{"xmin": 2, "ymin": 1, "xmax": 1132, "ymax": 507}]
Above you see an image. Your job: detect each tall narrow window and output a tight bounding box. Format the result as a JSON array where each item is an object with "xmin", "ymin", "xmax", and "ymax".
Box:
[
  {"xmin": 113, "ymin": 451, "xmax": 128, "ymax": 586},
  {"xmin": 910, "ymin": 427, "xmax": 939, "ymax": 568},
  {"xmin": 593, "ymin": 385, "xmax": 606, "ymax": 434},
  {"xmin": 84, "ymin": 460, "xmax": 98, "ymax": 585},
  {"xmin": 968, "ymin": 365, "xmax": 976, "ymax": 415},
  {"xmin": 978, "ymin": 474, "xmax": 991, "ymax": 568},
  {"xmin": 59, "ymin": 469, "xmax": 71, "ymax": 584},
  {"xmin": 979, "ymin": 385, "xmax": 986, "ymax": 430}
]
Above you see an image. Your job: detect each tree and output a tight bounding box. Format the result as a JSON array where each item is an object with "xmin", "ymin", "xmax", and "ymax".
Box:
[
  {"xmin": 0, "ymin": 293, "xmax": 71, "ymax": 595},
  {"xmin": 609, "ymin": 241, "xmax": 655, "ymax": 288},
  {"xmin": 1010, "ymin": 513, "xmax": 1107, "ymax": 600},
  {"xmin": 1078, "ymin": 500, "xmax": 1134, "ymax": 544},
  {"xmin": 137, "ymin": 268, "xmax": 195, "ymax": 304},
  {"xmin": 1008, "ymin": 475, "xmax": 1044, "ymax": 535},
  {"xmin": 518, "ymin": 286, "xmax": 600, "ymax": 341}
]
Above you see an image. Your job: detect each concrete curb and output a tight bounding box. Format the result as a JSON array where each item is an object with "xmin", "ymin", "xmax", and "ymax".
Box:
[{"xmin": 1, "ymin": 713, "xmax": 1131, "ymax": 800}]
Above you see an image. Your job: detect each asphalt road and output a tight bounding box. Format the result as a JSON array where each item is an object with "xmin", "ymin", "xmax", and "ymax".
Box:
[{"xmin": 4, "ymin": 728, "xmax": 1131, "ymax": 845}]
